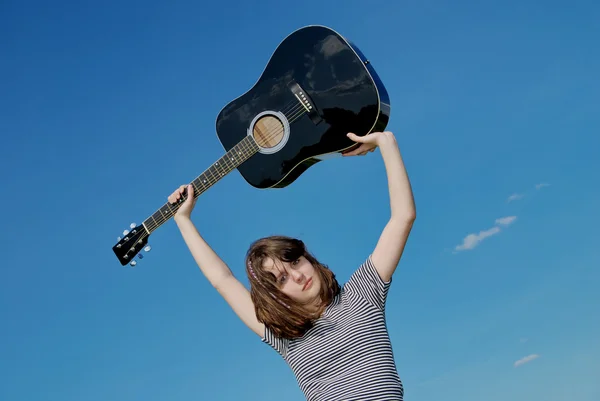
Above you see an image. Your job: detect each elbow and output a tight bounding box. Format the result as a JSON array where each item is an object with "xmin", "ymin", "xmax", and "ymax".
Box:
[
  {"xmin": 405, "ymin": 209, "xmax": 417, "ymax": 223},
  {"xmin": 392, "ymin": 209, "xmax": 416, "ymax": 225},
  {"xmin": 387, "ymin": 213, "xmax": 416, "ymax": 236},
  {"xmin": 213, "ymin": 272, "xmax": 235, "ymax": 291}
]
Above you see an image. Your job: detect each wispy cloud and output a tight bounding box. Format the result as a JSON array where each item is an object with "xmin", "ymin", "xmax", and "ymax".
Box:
[
  {"xmin": 514, "ymin": 354, "xmax": 540, "ymax": 367},
  {"xmin": 455, "ymin": 227, "xmax": 501, "ymax": 251},
  {"xmin": 495, "ymin": 216, "xmax": 517, "ymax": 226},
  {"xmin": 454, "ymin": 216, "xmax": 517, "ymax": 252},
  {"xmin": 452, "ymin": 181, "xmax": 549, "ymax": 254},
  {"xmin": 507, "ymin": 182, "xmax": 550, "ymax": 201},
  {"xmin": 507, "ymin": 193, "xmax": 524, "ymax": 202}
]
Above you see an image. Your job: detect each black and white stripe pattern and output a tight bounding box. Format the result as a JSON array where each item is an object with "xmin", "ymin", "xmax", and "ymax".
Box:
[{"xmin": 262, "ymin": 256, "xmax": 404, "ymax": 400}]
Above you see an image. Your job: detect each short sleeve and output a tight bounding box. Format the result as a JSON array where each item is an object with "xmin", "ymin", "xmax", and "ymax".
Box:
[
  {"xmin": 344, "ymin": 255, "xmax": 392, "ymax": 310},
  {"xmin": 261, "ymin": 325, "xmax": 289, "ymax": 359}
]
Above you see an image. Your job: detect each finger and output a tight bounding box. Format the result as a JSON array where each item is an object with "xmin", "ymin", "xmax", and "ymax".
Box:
[
  {"xmin": 342, "ymin": 148, "xmax": 363, "ymax": 157},
  {"xmin": 185, "ymin": 184, "xmax": 194, "ymax": 202},
  {"xmin": 170, "ymin": 185, "xmax": 186, "ymax": 203},
  {"xmin": 346, "ymin": 132, "xmax": 364, "ymax": 142}
]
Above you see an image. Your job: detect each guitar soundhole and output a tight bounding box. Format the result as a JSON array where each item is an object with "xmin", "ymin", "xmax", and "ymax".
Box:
[{"xmin": 253, "ymin": 115, "xmax": 285, "ymax": 149}]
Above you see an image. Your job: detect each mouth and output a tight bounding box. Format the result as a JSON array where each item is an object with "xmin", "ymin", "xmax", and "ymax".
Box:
[{"xmin": 303, "ymin": 278, "xmax": 313, "ymax": 291}]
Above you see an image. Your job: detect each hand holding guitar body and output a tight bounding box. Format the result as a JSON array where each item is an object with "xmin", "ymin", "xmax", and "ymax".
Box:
[{"xmin": 342, "ymin": 130, "xmax": 395, "ymax": 156}]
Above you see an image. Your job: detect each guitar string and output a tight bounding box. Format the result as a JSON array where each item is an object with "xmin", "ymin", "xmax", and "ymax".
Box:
[
  {"xmin": 125, "ymin": 101, "xmax": 311, "ymax": 255},
  {"xmin": 164, "ymin": 99, "xmax": 305, "ymax": 216},
  {"xmin": 157, "ymin": 101, "xmax": 308, "ymax": 224},
  {"xmin": 166, "ymin": 101, "xmax": 307, "ymax": 217},
  {"xmin": 125, "ymin": 105, "xmax": 308, "ymax": 261}
]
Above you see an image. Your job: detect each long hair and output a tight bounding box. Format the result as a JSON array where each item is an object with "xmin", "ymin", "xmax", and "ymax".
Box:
[{"xmin": 245, "ymin": 235, "xmax": 340, "ymax": 339}]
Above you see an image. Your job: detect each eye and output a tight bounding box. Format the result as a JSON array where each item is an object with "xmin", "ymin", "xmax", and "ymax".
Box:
[
  {"xmin": 278, "ymin": 274, "xmax": 287, "ymax": 284},
  {"xmin": 291, "ymin": 258, "xmax": 300, "ymax": 266}
]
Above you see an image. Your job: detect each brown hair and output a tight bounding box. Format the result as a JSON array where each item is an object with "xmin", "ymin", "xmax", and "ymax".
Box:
[{"xmin": 245, "ymin": 235, "xmax": 340, "ymax": 339}]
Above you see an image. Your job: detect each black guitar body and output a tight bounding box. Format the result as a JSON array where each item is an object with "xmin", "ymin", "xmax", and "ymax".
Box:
[{"xmin": 215, "ymin": 25, "xmax": 390, "ymax": 189}]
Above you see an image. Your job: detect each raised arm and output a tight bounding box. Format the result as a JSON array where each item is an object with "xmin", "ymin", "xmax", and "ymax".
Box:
[
  {"xmin": 344, "ymin": 131, "xmax": 416, "ymax": 282},
  {"xmin": 170, "ymin": 185, "xmax": 265, "ymax": 337}
]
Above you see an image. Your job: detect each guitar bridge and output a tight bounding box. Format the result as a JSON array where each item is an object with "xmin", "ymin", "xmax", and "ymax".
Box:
[{"xmin": 288, "ymin": 82, "xmax": 322, "ymax": 125}]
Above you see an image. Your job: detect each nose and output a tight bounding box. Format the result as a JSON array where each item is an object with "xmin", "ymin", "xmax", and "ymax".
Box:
[{"xmin": 291, "ymin": 269, "xmax": 304, "ymax": 283}]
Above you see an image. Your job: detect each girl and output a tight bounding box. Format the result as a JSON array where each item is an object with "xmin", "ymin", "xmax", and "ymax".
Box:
[{"xmin": 169, "ymin": 131, "xmax": 416, "ymax": 400}]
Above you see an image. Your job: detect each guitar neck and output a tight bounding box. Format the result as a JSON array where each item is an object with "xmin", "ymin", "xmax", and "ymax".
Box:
[{"xmin": 142, "ymin": 135, "xmax": 258, "ymax": 233}]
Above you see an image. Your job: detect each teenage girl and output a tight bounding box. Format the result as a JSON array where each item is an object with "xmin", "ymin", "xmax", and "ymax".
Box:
[{"xmin": 168, "ymin": 131, "xmax": 416, "ymax": 400}]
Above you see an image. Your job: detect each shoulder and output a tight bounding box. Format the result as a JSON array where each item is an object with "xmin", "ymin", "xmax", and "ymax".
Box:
[
  {"xmin": 262, "ymin": 325, "xmax": 290, "ymax": 358},
  {"xmin": 345, "ymin": 255, "xmax": 391, "ymax": 289},
  {"xmin": 343, "ymin": 255, "xmax": 392, "ymax": 310}
]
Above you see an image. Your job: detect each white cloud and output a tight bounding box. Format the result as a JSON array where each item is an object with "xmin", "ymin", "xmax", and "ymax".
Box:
[
  {"xmin": 514, "ymin": 354, "xmax": 540, "ymax": 367},
  {"xmin": 535, "ymin": 183, "xmax": 550, "ymax": 190},
  {"xmin": 495, "ymin": 216, "xmax": 517, "ymax": 226},
  {"xmin": 454, "ymin": 226, "xmax": 501, "ymax": 251},
  {"xmin": 507, "ymin": 193, "xmax": 524, "ymax": 202},
  {"xmin": 454, "ymin": 215, "xmax": 518, "ymax": 252}
]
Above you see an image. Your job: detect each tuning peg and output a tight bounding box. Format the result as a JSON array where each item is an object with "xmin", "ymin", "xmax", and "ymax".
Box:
[
  {"xmin": 123, "ymin": 229, "xmax": 130, "ymax": 236},
  {"xmin": 117, "ymin": 236, "xmax": 121, "ymax": 241},
  {"xmin": 144, "ymin": 246, "xmax": 152, "ymax": 252},
  {"xmin": 130, "ymin": 222, "xmax": 136, "ymax": 229},
  {"xmin": 130, "ymin": 260, "xmax": 137, "ymax": 267}
]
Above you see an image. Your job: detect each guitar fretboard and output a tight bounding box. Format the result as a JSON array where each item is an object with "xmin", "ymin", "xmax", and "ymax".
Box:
[{"xmin": 142, "ymin": 135, "xmax": 259, "ymax": 233}]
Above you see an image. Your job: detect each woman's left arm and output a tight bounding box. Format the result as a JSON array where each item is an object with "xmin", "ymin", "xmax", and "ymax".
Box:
[{"xmin": 344, "ymin": 131, "xmax": 416, "ymax": 282}]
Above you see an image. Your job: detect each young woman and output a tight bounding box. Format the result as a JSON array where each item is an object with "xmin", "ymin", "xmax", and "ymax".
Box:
[{"xmin": 169, "ymin": 131, "xmax": 416, "ymax": 400}]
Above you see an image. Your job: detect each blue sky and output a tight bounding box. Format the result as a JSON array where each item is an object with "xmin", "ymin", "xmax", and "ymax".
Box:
[{"xmin": 1, "ymin": 0, "xmax": 599, "ymax": 400}]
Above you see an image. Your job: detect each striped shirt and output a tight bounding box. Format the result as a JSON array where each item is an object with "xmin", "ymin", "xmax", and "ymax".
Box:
[{"xmin": 262, "ymin": 256, "xmax": 403, "ymax": 400}]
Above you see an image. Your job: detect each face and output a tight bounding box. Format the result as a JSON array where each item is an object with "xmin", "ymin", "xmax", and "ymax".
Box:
[{"xmin": 262, "ymin": 255, "xmax": 322, "ymax": 306}]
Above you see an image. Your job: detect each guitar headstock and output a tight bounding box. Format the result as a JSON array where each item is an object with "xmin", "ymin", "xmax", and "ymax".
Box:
[{"xmin": 112, "ymin": 223, "xmax": 152, "ymax": 266}]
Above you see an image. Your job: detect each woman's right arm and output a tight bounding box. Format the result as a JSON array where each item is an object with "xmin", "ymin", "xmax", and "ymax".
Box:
[{"xmin": 170, "ymin": 184, "xmax": 265, "ymax": 338}]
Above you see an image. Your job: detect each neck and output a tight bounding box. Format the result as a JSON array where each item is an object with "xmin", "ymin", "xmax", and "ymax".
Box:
[
  {"xmin": 304, "ymin": 296, "xmax": 325, "ymax": 316},
  {"xmin": 142, "ymin": 135, "xmax": 258, "ymax": 234}
]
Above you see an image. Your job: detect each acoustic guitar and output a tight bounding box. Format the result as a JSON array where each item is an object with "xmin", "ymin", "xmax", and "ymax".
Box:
[{"xmin": 112, "ymin": 25, "xmax": 390, "ymax": 266}]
